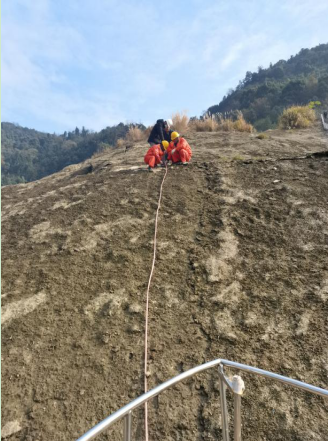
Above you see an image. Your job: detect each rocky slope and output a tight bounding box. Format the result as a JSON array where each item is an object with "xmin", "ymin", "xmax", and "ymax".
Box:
[{"xmin": 1, "ymin": 124, "xmax": 328, "ymax": 440}]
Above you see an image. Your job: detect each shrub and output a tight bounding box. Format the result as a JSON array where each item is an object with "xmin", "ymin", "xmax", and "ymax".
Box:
[
  {"xmin": 125, "ymin": 127, "xmax": 146, "ymax": 142},
  {"xmin": 217, "ymin": 118, "xmax": 234, "ymax": 131},
  {"xmin": 144, "ymin": 126, "xmax": 152, "ymax": 139},
  {"xmin": 191, "ymin": 117, "xmax": 254, "ymax": 133},
  {"xmin": 279, "ymin": 106, "xmax": 316, "ymax": 129},
  {"xmin": 116, "ymin": 138, "xmax": 126, "ymax": 148},
  {"xmin": 256, "ymin": 133, "xmax": 268, "ymax": 140},
  {"xmin": 171, "ymin": 111, "xmax": 189, "ymax": 133},
  {"xmin": 191, "ymin": 118, "xmax": 219, "ymax": 132},
  {"xmin": 233, "ymin": 117, "xmax": 254, "ymax": 133},
  {"xmin": 308, "ymin": 100, "xmax": 321, "ymax": 109}
]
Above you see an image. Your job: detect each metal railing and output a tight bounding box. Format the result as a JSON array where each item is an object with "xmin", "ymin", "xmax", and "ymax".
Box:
[
  {"xmin": 77, "ymin": 358, "xmax": 328, "ymax": 441},
  {"xmin": 321, "ymin": 113, "xmax": 328, "ymax": 131}
]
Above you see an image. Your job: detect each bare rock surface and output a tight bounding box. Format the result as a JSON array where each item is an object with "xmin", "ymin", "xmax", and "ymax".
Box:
[{"xmin": 2, "ymin": 124, "xmax": 328, "ymax": 440}]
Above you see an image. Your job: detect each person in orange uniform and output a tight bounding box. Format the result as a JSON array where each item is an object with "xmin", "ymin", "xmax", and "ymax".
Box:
[
  {"xmin": 144, "ymin": 140, "xmax": 169, "ymax": 172},
  {"xmin": 167, "ymin": 131, "xmax": 192, "ymax": 165}
]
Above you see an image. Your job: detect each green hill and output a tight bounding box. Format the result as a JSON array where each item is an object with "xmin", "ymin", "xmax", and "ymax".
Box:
[
  {"xmin": 1, "ymin": 122, "xmax": 144, "ymax": 186},
  {"xmin": 207, "ymin": 43, "xmax": 328, "ymax": 131}
]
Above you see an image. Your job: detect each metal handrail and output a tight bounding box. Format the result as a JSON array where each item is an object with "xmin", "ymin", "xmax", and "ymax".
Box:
[
  {"xmin": 77, "ymin": 358, "xmax": 328, "ymax": 441},
  {"xmin": 321, "ymin": 113, "xmax": 328, "ymax": 130}
]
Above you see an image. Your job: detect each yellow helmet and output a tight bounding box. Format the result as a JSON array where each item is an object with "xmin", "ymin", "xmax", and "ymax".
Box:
[
  {"xmin": 171, "ymin": 131, "xmax": 180, "ymax": 141},
  {"xmin": 161, "ymin": 140, "xmax": 169, "ymax": 150}
]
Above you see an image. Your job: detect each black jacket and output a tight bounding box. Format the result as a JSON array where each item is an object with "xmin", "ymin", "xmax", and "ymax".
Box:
[{"xmin": 148, "ymin": 119, "xmax": 172, "ymax": 144}]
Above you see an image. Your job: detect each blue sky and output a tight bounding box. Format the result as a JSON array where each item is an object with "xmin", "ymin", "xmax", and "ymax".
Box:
[{"xmin": 2, "ymin": 0, "xmax": 328, "ymax": 133}]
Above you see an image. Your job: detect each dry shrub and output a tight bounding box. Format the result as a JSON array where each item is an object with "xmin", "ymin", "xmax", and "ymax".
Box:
[
  {"xmin": 125, "ymin": 127, "xmax": 146, "ymax": 143},
  {"xmin": 217, "ymin": 119, "xmax": 235, "ymax": 131},
  {"xmin": 233, "ymin": 117, "xmax": 254, "ymax": 132},
  {"xmin": 171, "ymin": 111, "xmax": 189, "ymax": 133},
  {"xmin": 191, "ymin": 118, "xmax": 219, "ymax": 132},
  {"xmin": 191, "ymin": 116, "xmax": 254, "ymax": 133},
  {"xmin": 279, "ymin": 106, "xmax": 316, "ymax": 129},
  {"xmin": 116, "ymin": 138, "xmax": 126, "ymax": 148},
  {"xmin": 216, "ymin": 117, "xmax": 253, "ymax": 132},
  {"xmin": 256, "ymin": 133, "xmax": 268, "ymax": 140},
  {"xmin": 144, "ymin": 126, "xmax": 152, "ymax": 139}
]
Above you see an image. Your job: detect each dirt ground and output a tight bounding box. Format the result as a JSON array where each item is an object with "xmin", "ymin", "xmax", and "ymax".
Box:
[{"xmin": 1, "ymin": 123, "xmax": 328, "ymax": 440}]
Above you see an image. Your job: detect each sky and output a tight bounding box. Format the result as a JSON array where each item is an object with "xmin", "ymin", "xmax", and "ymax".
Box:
[{"xmin": 2, "ymin": 0, "xmax": 328, "ymax": 134}]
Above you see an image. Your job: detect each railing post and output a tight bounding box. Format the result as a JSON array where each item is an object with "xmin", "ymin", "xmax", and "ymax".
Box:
[
  {"xmin": 123, "ymin": 411, "xmax": 132, "ymax": 441},
  {"xmin": 218, "ymin": 367, "xmax": 230, "ymax": 441},
  {"xmin": 231, "ymin": 376, "xmax": 245, "ymax": 441}
]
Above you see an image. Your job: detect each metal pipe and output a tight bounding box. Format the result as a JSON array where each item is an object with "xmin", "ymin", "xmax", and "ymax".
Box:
[
  {"xmin": 321, "ymin": 113, "xmax": 328, "ymax": 130},
  {"xmin": 218, "ymin": 372, "xmax": 230, "ymax": 441},
  {"xmin": 231, "ymin": 375, "xmax": 244, "ymax": 441},
  {"xmin": 77, "ymin": 358, "xmax": 328, "ymax": 440},
  {"xmin": 123, "ymin": 412, "xmax": 132, "ymax": 441},
  {"xmin": 220, "ymin": 360, "xmax": 328, "ymax": 398},
  {"xmin": 234, "ymin": 394, "xmax": 241, "ymax": 441},
  {"xmin": 77, "ymin": 359, "xmax": 223, "ymax": 440}
]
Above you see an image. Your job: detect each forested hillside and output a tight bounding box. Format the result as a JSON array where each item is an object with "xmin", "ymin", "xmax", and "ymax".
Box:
[
  {"xmin": 1, "ymin": 122, "xmax": 144, "ymax": 185},
  {"xmin": 2, "ymin": 44, "xmax": 328, "ymax": 186},
  {"xmin": 208, "ymin": 43, "xmax": 328, "ymax": 130}
]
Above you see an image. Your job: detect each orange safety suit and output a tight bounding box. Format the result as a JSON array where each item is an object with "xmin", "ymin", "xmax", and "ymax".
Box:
[
  {"xmin": 144, "ymin": 144, "xmax": 164, "ymax": 168},
  {"xmin": 167, "ymin": 137, "xmax": 192, "ymax": 163}
]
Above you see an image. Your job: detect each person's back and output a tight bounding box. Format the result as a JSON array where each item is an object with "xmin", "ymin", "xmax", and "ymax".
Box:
[
  {"xmin": 175, "ymin": 137, "xmax": 192, "ymax": 156},
  {"xmin": 148, "ymin": 119, "xmax": 166, "ymax": 145},
  {"xmin": 148, "ymin": 119, "xmax": 173, "ymax": 145}
]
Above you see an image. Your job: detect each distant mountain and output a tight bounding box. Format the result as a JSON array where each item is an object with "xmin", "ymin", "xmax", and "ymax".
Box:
[
  {"xmin": 207, "ymin": 43, "xmax": 328, "ymax": 131},
  {"xmin": 1, "ymin": 122, "xmax": 144, "ymax": 186}
]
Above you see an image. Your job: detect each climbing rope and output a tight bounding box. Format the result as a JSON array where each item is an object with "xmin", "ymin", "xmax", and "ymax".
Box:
[{"xmin": 144, "ymin": 164, "xmax": 168, "ymax": 441}]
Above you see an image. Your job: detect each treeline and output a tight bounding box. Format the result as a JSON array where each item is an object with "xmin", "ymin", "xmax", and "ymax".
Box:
[
  {"xmin": 1, "ymin": 122, "xmax": 145, "ymax": 185},
  {"xmin": 207, "ymin": 43, "xmax": 328, "ymax": 131}
]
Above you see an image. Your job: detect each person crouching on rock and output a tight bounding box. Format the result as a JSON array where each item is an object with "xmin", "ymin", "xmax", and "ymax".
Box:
[
  {"xmin": 144, "ymin": 140, "xmax": 169, "ymax": 172},
  {"xmin": 167, "ymin": 131, "xmax": 192, "ymax": 165}
]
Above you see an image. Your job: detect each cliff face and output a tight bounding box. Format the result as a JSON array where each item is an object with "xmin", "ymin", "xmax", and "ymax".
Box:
[{"xmin": 2, "ymin": 125, "xmax": 328, "ymax": 440}]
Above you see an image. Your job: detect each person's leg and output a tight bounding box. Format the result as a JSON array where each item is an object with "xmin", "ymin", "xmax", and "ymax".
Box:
[
  {"xmin": 155, "ymin": 156, "xmax": 162, "ymax": 166},
  {"xmin": 179, "ymin": 149, "xmax": 187, "ymax": 163},
  {"xmin": 149, "ymin": 156, "xmax": 156, "ymax": 168},
  {"xmin": 172, "ymin": 150, "xmax": 181, "ymax": 163}
]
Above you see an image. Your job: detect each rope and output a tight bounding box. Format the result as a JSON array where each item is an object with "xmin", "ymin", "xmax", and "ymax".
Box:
[{"xmin": 144, "ymin": 164, "xmax": 168, "ymax": 441}]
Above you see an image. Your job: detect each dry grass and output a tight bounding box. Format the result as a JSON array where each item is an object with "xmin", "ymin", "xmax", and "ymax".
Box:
[
  {"xmin": 190, "ymin": 119, "xmax": 219, "ymax": 132},
  {"xmin": 279, "ymin": 106, "xmax": 316, "ymax": 129},
  {"xmin": 191, "ymin": 117, "xmax": 253, "ymax": 133},
  {"xmin": 171, "ymin": 111, "xmax": 189, "ymax": 133},
  {"xmin": 144, "ymin": 126, "xmax": 152, "ymax": 139},
  {"xmin": 116, "ymin": 138, "xmax": 126, "ymax": 148},
  {"xmin": 125, "ymin": 127, "xmax": 146, "ymax": 143},
  {"xmin": 217, "ymin": 119, "xmax": 235, "ymax": 132},
  {"xmin": 233, "ymin": 117, "xmax": 254, "ymax": 133}
]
